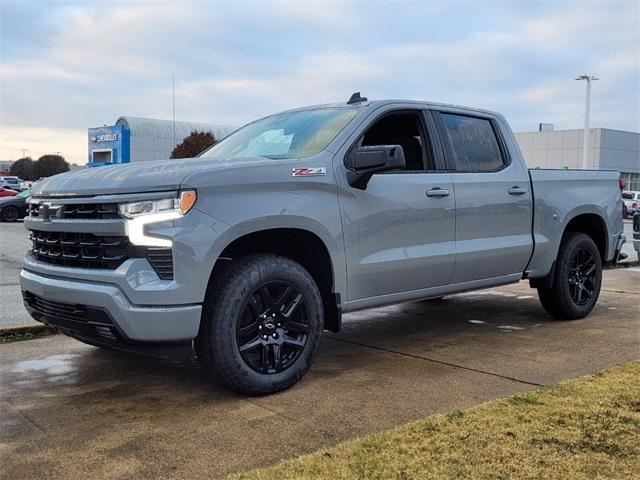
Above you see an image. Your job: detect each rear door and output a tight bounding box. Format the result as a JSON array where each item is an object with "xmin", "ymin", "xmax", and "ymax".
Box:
[
  {"xmin": 433, "ymin": 110, "xmax": 533, "ymax": 283},
  {"xmin": 336, "ymin": 108, "xmax": 456, "ymax": 301}
]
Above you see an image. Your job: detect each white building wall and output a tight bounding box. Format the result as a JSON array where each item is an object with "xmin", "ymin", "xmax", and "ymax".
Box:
[
  {"xmin": 515, "ymin": 129, "xmax": 601, "ymax": 169},
  {"xmin": 515, "ymin": 128, "xmax": 640, "ymax": 190}
]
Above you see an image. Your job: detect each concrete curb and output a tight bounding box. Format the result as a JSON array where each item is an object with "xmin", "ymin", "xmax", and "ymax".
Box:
[
  {"xmin": 0, "ymin": 324, "xmax": 57, "ymax": 336},
  {"xmin": 606, "ymin": 260, "xmax": 640, "ymax": 269}
]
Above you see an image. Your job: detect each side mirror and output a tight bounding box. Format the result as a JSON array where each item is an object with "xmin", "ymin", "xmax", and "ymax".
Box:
[{"xmin": 346, "ymin": 145, "xmax": 406, "ymax": 189}]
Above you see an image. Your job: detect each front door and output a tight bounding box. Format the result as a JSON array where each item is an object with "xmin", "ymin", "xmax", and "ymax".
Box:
[{"xmin": 337, "ymin": 109, "xmax": 456, "ymax": 301}]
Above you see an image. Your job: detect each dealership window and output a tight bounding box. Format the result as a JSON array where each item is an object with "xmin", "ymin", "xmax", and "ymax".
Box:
[{"xmin": 621, "ymin": 172, "xmax": 640, "ymax": 192}]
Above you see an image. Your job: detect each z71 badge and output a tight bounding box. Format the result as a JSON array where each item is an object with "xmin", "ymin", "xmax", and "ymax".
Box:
[{"xmin": 292, "ymin": 167, "xmax": 326, "ymax": 177}]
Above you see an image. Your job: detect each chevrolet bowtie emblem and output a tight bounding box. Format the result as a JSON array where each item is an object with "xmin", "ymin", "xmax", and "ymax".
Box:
[{"xmin": 38, "ymin": 202, "xmax": 62, "ymax": 222}]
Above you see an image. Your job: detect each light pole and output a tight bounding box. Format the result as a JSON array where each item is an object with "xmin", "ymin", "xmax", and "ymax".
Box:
[{"xmin": 575, "ymin": 75, "xmax": 598, "ymax": 169}]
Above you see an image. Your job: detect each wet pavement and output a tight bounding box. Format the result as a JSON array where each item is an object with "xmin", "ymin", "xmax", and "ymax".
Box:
[{"xmin": 1, "ymin": 268, "xmax": 638, "ymax": 479}]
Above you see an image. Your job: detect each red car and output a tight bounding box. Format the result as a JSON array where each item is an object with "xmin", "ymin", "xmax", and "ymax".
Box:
[{"xmin": 0, "ymin": 187, "xmax": 18, "ymax": 197}]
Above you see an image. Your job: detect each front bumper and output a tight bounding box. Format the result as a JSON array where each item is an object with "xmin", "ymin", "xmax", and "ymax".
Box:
[
  {"xmin": 18, "ymin": 193, "xmax": 232, "ymax": 356},
  {"xmin": 21, "ymin": 269, "xmax": 201, "ymax": 343}
]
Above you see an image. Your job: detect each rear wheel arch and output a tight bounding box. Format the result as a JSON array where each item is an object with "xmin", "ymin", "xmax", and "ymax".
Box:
[
  {"xmin": 530, "ymin": 212, "xmax": 607, "ymax": 290},
  {"xmin": 563, "ymin": 213, "xmax": 607, "ymax": 262}
]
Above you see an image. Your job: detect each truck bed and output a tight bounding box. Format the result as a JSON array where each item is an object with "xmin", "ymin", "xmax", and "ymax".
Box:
[{"xmin": 526, "ymin": 168, "xmax": 623, "ymax": 277}]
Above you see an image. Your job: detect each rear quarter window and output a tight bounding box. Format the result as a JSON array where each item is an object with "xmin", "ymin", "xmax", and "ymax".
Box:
[{"xmin": 440, "ymin": 114, "xmax": 506, "ymax": 172}]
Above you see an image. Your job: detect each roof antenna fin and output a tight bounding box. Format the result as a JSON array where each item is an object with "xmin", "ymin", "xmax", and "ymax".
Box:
[{"xmin": 347, "ymin": 92, "xmax": 367, "ymax": 104}]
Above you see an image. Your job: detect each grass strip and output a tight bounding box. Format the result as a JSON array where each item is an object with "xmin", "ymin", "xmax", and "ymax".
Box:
[
  {"xmin": 0, "ymin": 326, "xmax": 57, "ymax": 343},
  {"xmin": 230, "ymin": 362, "xmax": 640, "ymax": 480}
]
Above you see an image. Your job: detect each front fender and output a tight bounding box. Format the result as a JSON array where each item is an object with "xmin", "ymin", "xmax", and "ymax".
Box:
[{"xmin": 203, "ymin": 215, "xmax": 346, "ymax": 302}]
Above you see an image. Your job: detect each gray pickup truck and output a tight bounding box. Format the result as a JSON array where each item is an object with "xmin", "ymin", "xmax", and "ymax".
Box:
[{"xmin": 21, "ymin": 94, "xmax": 625, "ymax": 394}]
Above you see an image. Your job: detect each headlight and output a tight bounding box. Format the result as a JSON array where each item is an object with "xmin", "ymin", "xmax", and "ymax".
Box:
[
  {"xmin": 119, "ymin": 191, "xmax": 197, "ymax": 218},
  {"xmin": 119, "ymin": 190, "xmax": 197, "ymax": 247}
]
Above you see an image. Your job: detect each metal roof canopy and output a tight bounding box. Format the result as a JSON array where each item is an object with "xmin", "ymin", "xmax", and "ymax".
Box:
[{"xmin": 115, "ymin": 116, "xmax": 236, "ymax": 142}]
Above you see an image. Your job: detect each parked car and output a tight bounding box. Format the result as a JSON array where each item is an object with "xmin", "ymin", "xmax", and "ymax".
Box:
[
  {"xmin": 0, "ymin": 187, "xmax": 18, "ymax": 197},
  {"xmin": 633, "ymin": 211, "xmax": 640, "ymax": 260},
  {"xmin": 0, "ymin": 188, "xmax": 30, "ymax": 221},
  {"xmin": 0, "ymin": 176, "xmax": 23, "ymax": 191},
  {"xmin": 622, "ymin": 191, "xmax": 639, "ymax": 218},
  {"xmin": 21, "ymin": 95, "xmax": 625, "ymax": 395}
]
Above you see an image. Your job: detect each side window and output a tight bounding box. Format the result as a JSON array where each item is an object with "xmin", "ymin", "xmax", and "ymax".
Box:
[
  {"xmin": 440, "ymin": 113, "xmax": 506, "ymax": 172},
  {"xmin": 357, "ymin": 112, "xmax": 435, "ymax": 171}
]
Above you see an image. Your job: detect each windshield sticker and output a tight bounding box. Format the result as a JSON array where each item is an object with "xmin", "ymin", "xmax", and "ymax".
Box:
[{"xmin": 292, "ymin": 167, "xmax": 326, "ymax": 177}]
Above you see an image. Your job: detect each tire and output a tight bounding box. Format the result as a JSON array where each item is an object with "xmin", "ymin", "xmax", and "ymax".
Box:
[
  {"xmin": 1, "ymin": 206, "xmax": 19, "ymax": 222},
  {"xmin": 537, "ymin": 232, "xmax": 602, "ymax": 320},
  {"xmin": 197, "ymin": 254, "xmax": 324, "ymax": 395}
]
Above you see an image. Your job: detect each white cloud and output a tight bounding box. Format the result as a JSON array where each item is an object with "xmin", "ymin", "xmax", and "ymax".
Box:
[
  {"xmin": 0, "ymin": 126, "xmax": 86, "ymax": 165},
  {"xmin": 0, "ymin": 0, "xmax": 638, "ymax": 164}
]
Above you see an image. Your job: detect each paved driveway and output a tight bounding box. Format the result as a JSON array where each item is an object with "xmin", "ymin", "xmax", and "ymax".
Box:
[
  {"xmin": 1, "ymin": 268, "xmax": 638, "ymax": 479},
  {"xmin": 0, "ymin": 221, "xmax": 34, "ymax": 329}
]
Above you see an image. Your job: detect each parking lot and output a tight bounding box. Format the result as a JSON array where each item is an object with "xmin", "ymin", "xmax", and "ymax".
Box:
[{"xmin": 1, "ymin": 220, "xmax": 638, "ymax": 479}]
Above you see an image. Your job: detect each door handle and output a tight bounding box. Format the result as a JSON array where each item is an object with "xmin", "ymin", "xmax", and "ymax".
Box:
[
  {"xmin": 426, "ymin": 188, "xmax": 450, "ymax": 198},
  {"xmin": 508, "ymin": 186, "xmax": 527, "ymax": 195}
]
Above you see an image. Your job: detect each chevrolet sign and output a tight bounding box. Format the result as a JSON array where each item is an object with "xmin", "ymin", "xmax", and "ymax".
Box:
[{"xmin": 93, "ymin": 133, "xmax": 119, "ymax": 143}]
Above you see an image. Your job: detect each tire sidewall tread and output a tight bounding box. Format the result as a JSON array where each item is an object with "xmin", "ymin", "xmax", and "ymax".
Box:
[
  {"xmin": 198, "ymin": 254, "xmax": 323, "ymax": 395},
  {"xmin": 537, "ymin": 232, "xmax": 602, "ymax": 320}
]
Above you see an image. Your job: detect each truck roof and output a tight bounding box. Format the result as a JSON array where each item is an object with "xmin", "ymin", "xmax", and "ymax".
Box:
[{"xmin": 276, "ymin": 98, "xmax": 502, "ymax": 119}]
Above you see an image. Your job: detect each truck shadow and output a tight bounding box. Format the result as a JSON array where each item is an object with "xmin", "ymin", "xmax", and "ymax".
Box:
[{"xmin": 69, "ymin": 291, "xmax": 559, "ymax": 392}]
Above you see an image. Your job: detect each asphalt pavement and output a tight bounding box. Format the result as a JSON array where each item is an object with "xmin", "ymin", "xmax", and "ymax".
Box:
[
  {"xmin": 0, "ymin": 221, "xmax": 32, "ymax": 329},
  {"xmin": 1, "ymin": 267, "xmax": 638, "ymax": 479}
]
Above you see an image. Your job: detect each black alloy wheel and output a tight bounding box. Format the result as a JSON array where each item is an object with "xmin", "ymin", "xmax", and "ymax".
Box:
[
  {"xmin": 568, "ymin": 248, "xmax": 598, "ymax": 306},
  {"xmin": 197, "ymin": 254, "xmax": 324, "ymax": 395},
  {"xmin": 237, "ymin": 282, "xmax": 309, "ymax": 374},
  {"xmin": 537, "ymin": 232, "xmax": 602, "ymax": 320}
]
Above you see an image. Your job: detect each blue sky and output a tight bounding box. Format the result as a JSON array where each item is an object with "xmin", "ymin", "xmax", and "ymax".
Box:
[{"xmin": 1, "ymin": 0, "xmax": 638, "ymax": 164}]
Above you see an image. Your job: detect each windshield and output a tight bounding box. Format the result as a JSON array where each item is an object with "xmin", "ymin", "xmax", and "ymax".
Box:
[
  {"xmin": 201, "ymin": 107, "xmax": 359, "ymax": 160},
  {"xmin": 17, "ymin": 189, "xmax": 30, "ymax": 198}
]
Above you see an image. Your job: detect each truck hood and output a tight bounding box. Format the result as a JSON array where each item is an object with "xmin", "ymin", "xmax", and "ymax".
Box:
[{"xmin": 31, "ymin": 157, "xmax": 269, "ymax": 197}]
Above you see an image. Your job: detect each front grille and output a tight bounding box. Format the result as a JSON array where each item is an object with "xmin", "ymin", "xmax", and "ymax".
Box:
[
  {"xmin": 30, "ymin": 230, "xmax": 131, "ymax": 270},
  {"xmin": 29, "ymin": 230, "xmax": 174, "ymax": 279},
  {"xmin": 23, "ymin": 291, "xmax": 120, "ymax": 343},
  {"xmin": 28, "ymin": 202, "xmax": 119, "ymax": 220}
]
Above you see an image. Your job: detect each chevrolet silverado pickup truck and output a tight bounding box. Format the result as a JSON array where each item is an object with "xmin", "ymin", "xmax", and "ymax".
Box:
[{"xmin": 21, "ymin": 94, "xmax": 625, "ymax": 395}]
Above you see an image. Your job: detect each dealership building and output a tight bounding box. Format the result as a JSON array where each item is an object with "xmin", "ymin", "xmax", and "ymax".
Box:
[
  {"xmin": 85, "ymin": 117, "xmax": 638, "ymax": 190},
  {"xmin": 87, "ymin": 117, "xmax": 236, "ymax": 166},
  {"xmin": 514, "ymin": 127, "xmax": 640, "ymax": 191}
]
